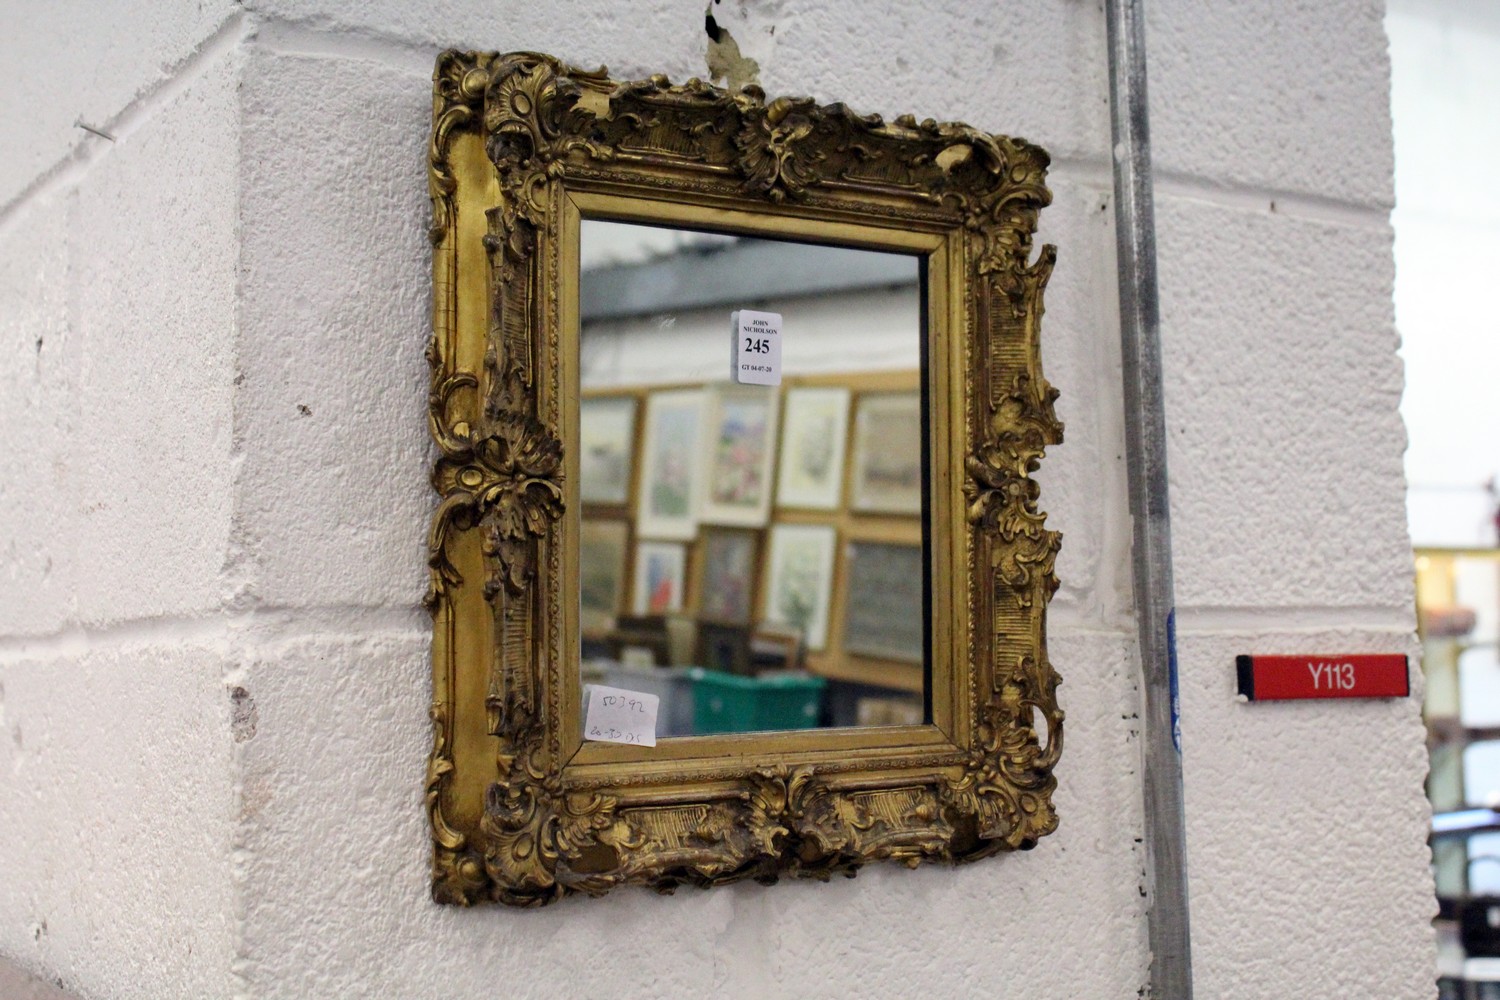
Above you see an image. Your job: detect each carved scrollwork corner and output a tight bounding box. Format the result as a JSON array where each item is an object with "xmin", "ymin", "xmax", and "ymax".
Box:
[{"xmin": 430, "ymin": 51, "xmax": 497, "ymax": 247}]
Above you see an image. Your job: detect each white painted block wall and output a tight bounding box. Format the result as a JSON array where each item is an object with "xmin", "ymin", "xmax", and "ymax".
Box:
[{"xmin": 0, "ymin": 2, "xmax": 1433, "ymax": 998}]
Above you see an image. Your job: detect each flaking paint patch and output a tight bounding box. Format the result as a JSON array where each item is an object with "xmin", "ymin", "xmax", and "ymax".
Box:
[
  {"xmin": 704, "ymin": 0, "xmax": 761, "ymax": 92},
  {"xmin": 230, "ymin": 686, "xmax": 257, "ymax": 743}
]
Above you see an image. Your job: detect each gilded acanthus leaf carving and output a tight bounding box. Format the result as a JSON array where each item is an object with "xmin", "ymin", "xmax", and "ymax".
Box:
[
  {"xmin": 475, "ymin": 414, "xmax": 564, "ymax": 594},
  {"xmin": 425, "ymin": 413, "xmax": 563, "ymax": 606},
  {"xmin": 426, "ymin": 50, "xmax": 1064, "ymax": 906},
  {"xmin": 735, "ymin": 97, "xmax": 824, "ymax": 201}
]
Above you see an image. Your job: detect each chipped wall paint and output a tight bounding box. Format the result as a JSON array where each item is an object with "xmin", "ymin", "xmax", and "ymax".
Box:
[{"xmin": 704, "ymin": 0, "xmax": 762, "ymax": 91}]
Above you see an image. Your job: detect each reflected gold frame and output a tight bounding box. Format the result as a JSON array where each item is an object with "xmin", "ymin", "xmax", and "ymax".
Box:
[{"xmin": 425, "ymin": 50, "xmax": 1064, "ymax": 906}]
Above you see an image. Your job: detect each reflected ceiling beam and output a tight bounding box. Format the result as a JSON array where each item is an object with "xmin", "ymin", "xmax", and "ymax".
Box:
[{"xmin": 580, "ymin": 240, "xmax": 917, "ymax": 322}]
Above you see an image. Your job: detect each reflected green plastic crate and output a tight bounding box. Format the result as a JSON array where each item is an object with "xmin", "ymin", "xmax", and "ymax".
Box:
[{"xmin": 688, "ymin": 668, "xmax": 826, "ymax": 734}]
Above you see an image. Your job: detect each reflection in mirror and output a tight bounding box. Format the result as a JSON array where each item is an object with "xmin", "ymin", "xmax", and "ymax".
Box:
[{"xmin": 577, "ymin": 218, "xmax": 929, "ymax": 738}]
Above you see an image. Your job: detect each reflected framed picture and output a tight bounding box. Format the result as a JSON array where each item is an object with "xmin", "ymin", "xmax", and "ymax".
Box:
[
  {"xmin": 636, "ymin": 389, "xmax": 705, "ymax": 539},
  {"xmin": 776, "ymin": 386, "xmax": 850, "ymax": 510},
  {"xmin": 632, "ymin": 540, "xmax": 686, "ymax": 615},
  {"xmin": 763, "ymin": 524, "xmax": 837, "ymax": 651},
  {"xmin": 699, "ymin": 384, "xmax": 778, "ymax": 527},
  {"xmin": 698, "ymin": 527, "xmax": 759, "ymax": 624},
  {"xmin": 579, "ymin": 395, "xmax": 638, "ymax": 505},
  {"xmin": 695, "ymin": 622, "xmax": 753, "ymax": 676},
  {"xmin": 850, "ymin": 392, "xmax": 923, "ymax": 515},
  {"xmin": 579, "ymin": 518, "xmax": 629, "ymax": 635},
  {"xmin": 855, "ymin": 696, "xmax": 924, "ymax": 727},
  {"xmin": 842, "ymin": 541, "xmax": 925, "ymax": 663}
]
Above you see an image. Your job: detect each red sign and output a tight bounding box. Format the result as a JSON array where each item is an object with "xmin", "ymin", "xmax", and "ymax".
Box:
[{"xmin": 1236, "ymin": 654, "xmax": 1409, "ymax": 701}]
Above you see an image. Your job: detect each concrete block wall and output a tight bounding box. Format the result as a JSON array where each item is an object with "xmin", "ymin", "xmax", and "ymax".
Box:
[
  {"xmin": 1147, "ymin": 3, "xmax": 1433, "ymax": 993},
  {"xmin": 0, "ymin": 27, "xmax": 245, "ymax": 999},
  {"xmin": 0, "ymin": 2, "xmax": 1432, "ymax": 998}
]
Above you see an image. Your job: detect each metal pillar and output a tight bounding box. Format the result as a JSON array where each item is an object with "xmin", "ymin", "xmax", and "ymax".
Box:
[{"xmin": 1104, "ymin": 0, "xmax": 1195, "ymax": 996}]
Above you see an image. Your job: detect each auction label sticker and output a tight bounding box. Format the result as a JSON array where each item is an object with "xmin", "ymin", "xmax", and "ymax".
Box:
[
  {"xmin": 731, "ymin": 309, "xmax": 782, "ymax": 386},
  {"xmin": 583, "ymin": 685, "xmax": 660, "ymax": 747}
]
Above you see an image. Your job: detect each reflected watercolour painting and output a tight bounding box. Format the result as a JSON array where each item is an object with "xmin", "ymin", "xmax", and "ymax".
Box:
[
  {"xmin": 776, "ymin": 386, "xmax": 850, "ymax": 510},
  {"xmin": 579, "ymin": 396, "xmax": 637, "ymax": 505},
  {"xmin": 632, "ymin": 541, "xmax": 686, "ymax": 614},
  {"xmin": 851, "ymin": 392, "xmax": 923, "ymax": 514},
  {"xmin": 579, "ymin": 518, "xmax": 629, "ymax": 634},
  {"xmin": 636, "ymin": 389, "xmax": 704, "ymax": 539},
  {"xmin": 698, "ymin": 528, "xmax": 758, "ymax": 623},
  {"xmin": 700, "ymin": 385, "xmax": 778, "ymax": 527},
  {"xmin": 763, "ymin": 524, "xmax": 838, "ymax": 651}
]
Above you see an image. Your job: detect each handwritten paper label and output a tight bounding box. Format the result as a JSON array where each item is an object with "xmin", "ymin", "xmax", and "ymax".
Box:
[
  {"xmin": 583, "ymin": 685, "xmax": 659, "ymax": 747},
  {"xmin": 730, "ymin": 309, "xmax": 782, "ymax": 386}
]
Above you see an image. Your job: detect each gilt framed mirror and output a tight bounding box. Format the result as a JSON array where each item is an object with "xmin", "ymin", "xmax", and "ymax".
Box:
[{"xmin": 425, "ymin": 50, "xmax": 1064, "ymax": 906}]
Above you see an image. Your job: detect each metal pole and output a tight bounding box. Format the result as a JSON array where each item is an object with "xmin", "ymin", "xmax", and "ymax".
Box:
[{"xmin": 1104, "ymin": 0, "xmax": 1194, "ymax": 996}]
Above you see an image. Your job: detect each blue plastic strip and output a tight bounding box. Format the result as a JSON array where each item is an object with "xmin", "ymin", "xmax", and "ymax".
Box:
[{"xmin": 1167, "ymin": 608, "xmax": 1181, "ymax": 754}]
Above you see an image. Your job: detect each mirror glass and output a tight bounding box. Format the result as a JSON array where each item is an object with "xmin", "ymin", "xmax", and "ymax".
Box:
[{"xmin": 577, "ymin": 218, "xmax": 929, "ymax": 737}]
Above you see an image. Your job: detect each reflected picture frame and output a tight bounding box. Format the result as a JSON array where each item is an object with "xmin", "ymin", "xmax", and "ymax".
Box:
[
  {"xmin": 762, "ymin": 524, "xmax": 838, "ymax": 652},
  {"xmin": 697, "ymin": 527, "xmax": 759, "ymax": 625},
  {"xmin": 842, "ymin": 540, "xmax": 925, "ymax": 663},
  {"xmin": 578, "ymin": 395, "xmax": 638, "ymax": 505},
  {"xmin": 850, "ymin": 391, "xmax": 924, "ymax": 515},
  {"xmin": 425, "ymin": 50, "xmax": 1063, "ymax": 906},
  {"xmin": 635, "ymin": 389, "xmax": 705, "ymax": 540},
  {"xmin": 578, "ymin": 517, "xmax": 629, "ymax": 635},
  {"xmin": 631, "ymin": 540, "xmax": 686, "ymax": 615},
  {"xmin": 698, "ymin": 384, "xmax": 779, "ymax": 528},
  {"xmin": 776, "ymin": 386, "xmax": 850, "ymax": 510}
]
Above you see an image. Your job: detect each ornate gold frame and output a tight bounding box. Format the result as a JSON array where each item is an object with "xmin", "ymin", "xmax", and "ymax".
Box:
[{"xmin": 425, "ymin": 50, "xmax": 1063, "ymax": 907}]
